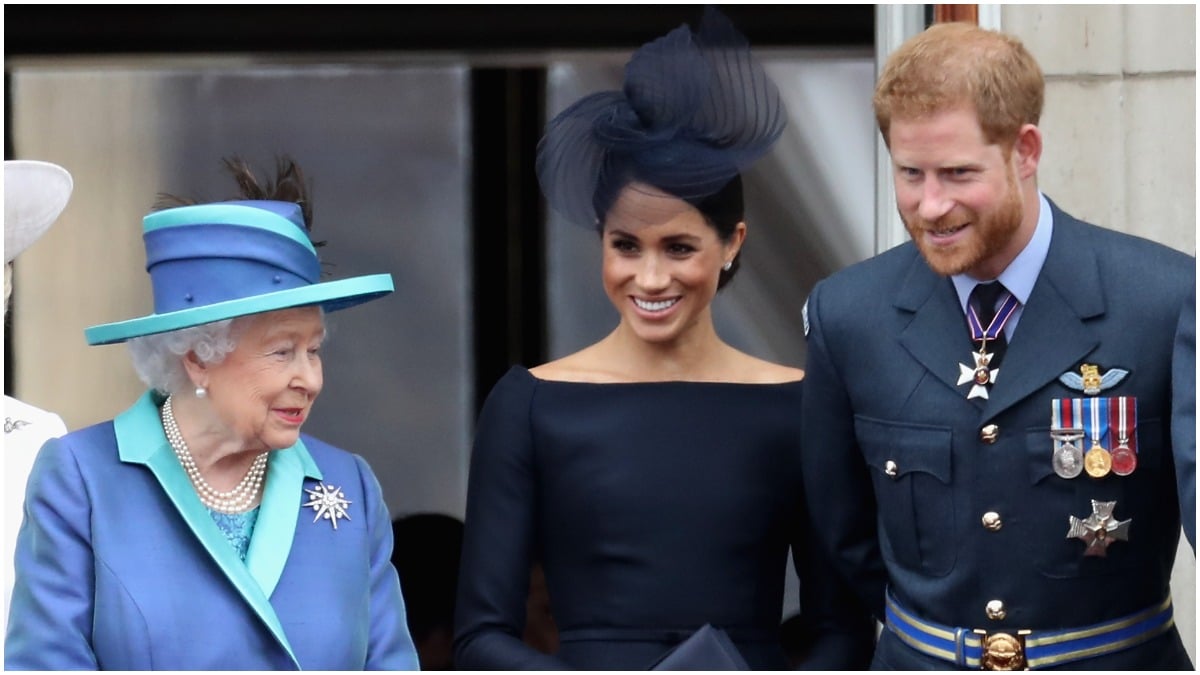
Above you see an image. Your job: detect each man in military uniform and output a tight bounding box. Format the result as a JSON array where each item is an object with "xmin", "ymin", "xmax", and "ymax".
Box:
[{"xmin": 800, "ymin": 22, "xmax": 1195, "ymax": 669}]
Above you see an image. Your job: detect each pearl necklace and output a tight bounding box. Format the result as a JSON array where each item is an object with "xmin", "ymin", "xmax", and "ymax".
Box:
[{"xmin": 161, "ymin": 396, "xmax": 268, "ymax": 514}]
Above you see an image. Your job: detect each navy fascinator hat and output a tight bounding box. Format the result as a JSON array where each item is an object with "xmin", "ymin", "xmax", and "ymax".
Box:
[{"xmin": 536, "ymin": 7, "xmax": 787, "ymax": 227}]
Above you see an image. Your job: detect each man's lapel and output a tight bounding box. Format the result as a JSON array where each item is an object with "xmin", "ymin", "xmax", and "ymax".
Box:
[
  {"xmin": 895, "ymin": 254, "xmax": 976, "ymax": 397},
  {"xmin": 891, "ymin": 205, "xmax": 1103, "ymax": 418},
  {"xmin": 983, "ymin": 209, "xmax": 1103, "ymax": 420}
]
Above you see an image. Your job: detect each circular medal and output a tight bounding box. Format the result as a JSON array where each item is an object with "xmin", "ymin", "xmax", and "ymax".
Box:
[
  {"xmin": 1053, "ymin": 443, "xmax": 1084, "ymax": 479},
  {"xmin": 974, "ymin": 367, "xmax": 991, "ymax": 385},
  {"xmin": 1084, "ymin": 444, "xmax": 1112, "ymax": 478},
  {"xmin": 1111, "ymin": 444, "xmax": 1137, "ymax": 476}
]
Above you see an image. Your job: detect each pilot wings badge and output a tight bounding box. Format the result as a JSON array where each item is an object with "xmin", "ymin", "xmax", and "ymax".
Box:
[{"xmin": 1059, "ymin": 364, "xmax": 1128, "ymax": 396}]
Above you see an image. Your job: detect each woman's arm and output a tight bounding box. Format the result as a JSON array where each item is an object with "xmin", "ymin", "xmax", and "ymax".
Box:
[
  {"xmin": 788, "ymin": 483, "xmax": 878, "ymax": 670},
  {"xmin": 454, "ymin": 369, "xmax": 570, "ymax": 670},
  {"xmin": 790, "ymin": 357, "xmax": 878, "ymax": 670},
  {"xmin": 6, "ymin": 437, "xmax": 101, "ymax": 670},
  {"xmin": 357, "ymin": 455, "xmax": 421, "ymax": 670}
]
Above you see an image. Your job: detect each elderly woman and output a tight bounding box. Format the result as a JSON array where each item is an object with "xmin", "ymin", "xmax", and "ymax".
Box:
[{"xmin": 6, "ymin": 158, "xmax": 419, "ymax": 670}]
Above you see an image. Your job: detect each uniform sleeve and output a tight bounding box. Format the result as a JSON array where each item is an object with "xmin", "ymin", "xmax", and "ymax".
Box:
[
  {"xmin": 356, "ymin": 455, "xmax": 421, "ymax": 670},
  {"xmin": 454, "ymin": 369, "xmax": 571, "ymax": 670},
  {"xmin": 799, "ymin": 284, "xmax": 889, "ymax": 619},
  {"xmin": 5, "ymin": 437, "xmax": 100, "ymax": 670},
  {"xmin": 1172, "ymin": 287, "xmax": 1196, "ymax": 551},
  {"xmin": 790, "ymin": 460, "xmax": 878, "ymax": 668}
]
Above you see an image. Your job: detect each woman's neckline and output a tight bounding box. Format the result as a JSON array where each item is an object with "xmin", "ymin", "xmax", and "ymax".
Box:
[{"xmin": 514, "ymin": 364, "xmax": 803, "ymax": 387}]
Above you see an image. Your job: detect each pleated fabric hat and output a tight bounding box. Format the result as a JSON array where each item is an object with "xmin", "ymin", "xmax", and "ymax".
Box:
[
  {"xmin": 5, "ymin": 160, "xmax": 73, "ymax": 263},
  {"xmin": 84, "ymin": 200, "xmax": 393, "ymax": 345},
  {"xmin": 536, "ymin": 7, "xmax": 787, "ymax": 227}
]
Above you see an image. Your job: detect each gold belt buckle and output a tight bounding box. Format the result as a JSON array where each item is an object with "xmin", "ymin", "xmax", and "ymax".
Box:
[{"xmin": 973, "ymin": 629, "xmax": 1031, "ymax": 670}]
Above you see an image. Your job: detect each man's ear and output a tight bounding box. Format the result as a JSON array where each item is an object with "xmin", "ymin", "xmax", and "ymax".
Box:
[{"xmin": 1012, "ymin": 123, "xmax": 1042, "ymax": 180}]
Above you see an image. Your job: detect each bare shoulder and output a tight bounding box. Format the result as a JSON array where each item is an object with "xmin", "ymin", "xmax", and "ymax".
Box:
[{"xmin": 729, "ymin": 350, "xmax": 804, "ymax": 384}]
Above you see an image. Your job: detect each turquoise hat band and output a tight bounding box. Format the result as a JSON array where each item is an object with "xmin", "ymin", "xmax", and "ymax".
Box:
[
  {"xmin": 87, "ymin": 199, "xmax": 391, "ymax": 346},
  {"xmin": 143, "ymin": 202, "xmax": 317, "ymax": 254},
  {"xmin": 84, "ymin": 273, "xmax": 394, "ymax": 346}
]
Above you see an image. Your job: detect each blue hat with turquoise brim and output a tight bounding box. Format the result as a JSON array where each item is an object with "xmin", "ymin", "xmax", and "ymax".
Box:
[{"xmin": 85, "ymin": 200, "xmax": 393, "ymax": 346}]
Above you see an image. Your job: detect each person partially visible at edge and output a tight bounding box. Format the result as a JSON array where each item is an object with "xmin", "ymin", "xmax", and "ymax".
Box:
[
  {"xmin": 800, "ymin": 22, "xmax": 1195, "ymax": 670},
  {"xmin": 453, "ymin": 9, "xmax": 876, "ymax": 670},
  {"xmin": 3, "ymin": 160, "xmax": 73, "ymax": 643},
  {"xmin": 1173, "ymin": 287, "xmax": 1196, "ymax": 552},
  {"xmin": 5, "ymin": 157, "xmax": 420, "ymax": 670}
]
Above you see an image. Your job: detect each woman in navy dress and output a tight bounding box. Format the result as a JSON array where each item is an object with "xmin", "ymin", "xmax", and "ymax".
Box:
[{"xmin": 454, "ymin": 10, "xmax": 875, "ymax": 670}]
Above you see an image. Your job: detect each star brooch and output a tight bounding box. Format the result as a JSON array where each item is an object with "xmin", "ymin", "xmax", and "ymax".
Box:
[{"xmin": 303, "ymin": 483, "xmax": 352, "ymax": 530}]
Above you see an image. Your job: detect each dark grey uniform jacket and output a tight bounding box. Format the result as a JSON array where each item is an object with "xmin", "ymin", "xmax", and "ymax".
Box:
[{"xmin": 801, "ymin": 198, "xmax": 1195, "ymax": 669}]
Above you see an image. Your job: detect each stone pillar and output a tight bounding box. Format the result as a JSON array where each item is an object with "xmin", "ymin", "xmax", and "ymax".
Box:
[{"xmin": 1003, "ymin": 4, "xmax": 1197, "ymax": 662}]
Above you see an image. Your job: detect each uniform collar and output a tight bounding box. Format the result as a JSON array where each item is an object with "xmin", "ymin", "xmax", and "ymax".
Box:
[{"xmin": 951, "ymin": 191, "xmax": 1054, "ymax": 311}]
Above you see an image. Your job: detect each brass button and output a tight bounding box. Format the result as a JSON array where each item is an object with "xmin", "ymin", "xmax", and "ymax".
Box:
[
  {"xmin": 982, "ymin": 511, "xmax": 1003, "ymax": 531},
  {"xmin": 986, "ymin": 600, "xmax": 1007, "ymax": 621},
  {"xmin": 980, "ymin": 424, "xmax": 999, "ymax": 444},
  {"xmin": 884, "ymin": 460, "xmax": 898, "ymax": 478}
]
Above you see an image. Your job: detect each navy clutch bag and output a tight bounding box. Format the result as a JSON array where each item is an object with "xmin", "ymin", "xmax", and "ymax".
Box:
[{"xmin": 649, "ymin": 624, "xmax": 750, "ymax": 670}]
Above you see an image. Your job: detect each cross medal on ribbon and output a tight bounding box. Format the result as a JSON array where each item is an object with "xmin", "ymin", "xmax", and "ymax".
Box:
[{"xmin": 957, "ymin": 290, "xmax": 1020, "ymax": 400}]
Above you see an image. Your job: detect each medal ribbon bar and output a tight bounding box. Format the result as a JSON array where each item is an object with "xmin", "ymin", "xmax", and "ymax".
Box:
[{"xmin": 966, "ymin": 292, "xmax": 1020, "ymax": 342}]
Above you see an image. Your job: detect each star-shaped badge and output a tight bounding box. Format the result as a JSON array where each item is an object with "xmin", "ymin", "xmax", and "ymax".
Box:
[
  {"xmin": 1067, "ymin": 500, "xmax": 1130, "ymax": 556},
  {"xmin": 957, "ymin": 350, "xmax": 998, "ymax": 400},
  {"xmin": 303, "ymin": 483, "xmax": 352, "ymax": 530}
]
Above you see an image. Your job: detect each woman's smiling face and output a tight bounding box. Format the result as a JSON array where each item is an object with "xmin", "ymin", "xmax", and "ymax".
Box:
[{"xmin": 601, "ymin": 184, "xmax": 743, "ymax": 346}]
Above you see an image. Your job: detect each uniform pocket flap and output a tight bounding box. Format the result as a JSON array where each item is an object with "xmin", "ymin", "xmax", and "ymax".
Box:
[{"xmin": 854, "ymin": 415, "xmax": 952, "ymax": 483}]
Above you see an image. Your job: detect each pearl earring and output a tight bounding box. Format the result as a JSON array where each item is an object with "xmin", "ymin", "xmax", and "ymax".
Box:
[
  {"xmin": 195, "ymin": 386, "xmax": 207, "ymax": 399},
  {"xmin": 722, "ymin": 260, "xmax": 733, "ymax": 272}
]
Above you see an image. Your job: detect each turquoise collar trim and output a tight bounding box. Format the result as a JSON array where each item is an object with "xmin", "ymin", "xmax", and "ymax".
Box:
[
  {"xmin": 246, "ymin": 439, "xmax": 322, "ymax": 598},
  {"xmin": 114, "ymin": 391, "xmax": 303, "ymax": 667}
]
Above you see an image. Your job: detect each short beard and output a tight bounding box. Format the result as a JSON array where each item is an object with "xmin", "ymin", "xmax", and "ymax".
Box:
[{"xmin": 904, "ymin": 170, "xmax": 1024, "ymax": 277}]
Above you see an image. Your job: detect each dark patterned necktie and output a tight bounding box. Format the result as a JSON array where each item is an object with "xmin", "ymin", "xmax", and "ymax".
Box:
[{"xmin": 970, "ymin": 281, "xmax": 1009, "ymax": 367}]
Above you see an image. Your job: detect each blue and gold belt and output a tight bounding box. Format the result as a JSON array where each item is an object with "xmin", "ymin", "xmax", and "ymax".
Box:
[{"xmin": 885, "ymin": 591, "xmax": 1174, "ymax": 670}]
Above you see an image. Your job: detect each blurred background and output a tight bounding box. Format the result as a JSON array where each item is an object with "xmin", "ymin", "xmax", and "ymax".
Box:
[
  {"xmin": 5, "ymin": 3, "xmax": 882, "ymax": 524},
  {"xmin": 4, "ymin": 3, "xmax": 1195, "ymax": 662}
]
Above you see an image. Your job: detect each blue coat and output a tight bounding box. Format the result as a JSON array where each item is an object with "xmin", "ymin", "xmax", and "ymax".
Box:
[
  {"xmin": 800, "ymin": 200, "xmax": 1195, "ymax": 669},
  {"xmin": 6, "ymin": 391, "xmax": 419, "ymax": 670}
]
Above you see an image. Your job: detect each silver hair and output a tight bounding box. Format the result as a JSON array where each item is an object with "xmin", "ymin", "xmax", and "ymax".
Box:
[{"xmin": 127, "ymin": 319, "xmax": 240, "ymax": 395}]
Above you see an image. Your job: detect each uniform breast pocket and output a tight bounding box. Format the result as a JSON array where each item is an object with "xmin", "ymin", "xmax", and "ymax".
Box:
[
  {"xmin": 855, "ymin": 415, "xmax": 956, "ymax": 576},
  {"xmin": 1024, "ymin": 419, "xmax": 1164, "ymax": 579}
]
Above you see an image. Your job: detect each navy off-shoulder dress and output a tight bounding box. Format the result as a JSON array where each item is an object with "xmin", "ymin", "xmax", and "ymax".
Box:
[{"xmin": 454, "ymin": 366, "xmax": 874, "ymax": 670}]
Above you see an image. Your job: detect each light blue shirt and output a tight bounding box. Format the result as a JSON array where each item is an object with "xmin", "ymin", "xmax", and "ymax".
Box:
[{"xmin": 951, "ymin": 192, "xmax": 1053, "ymax": 340}]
